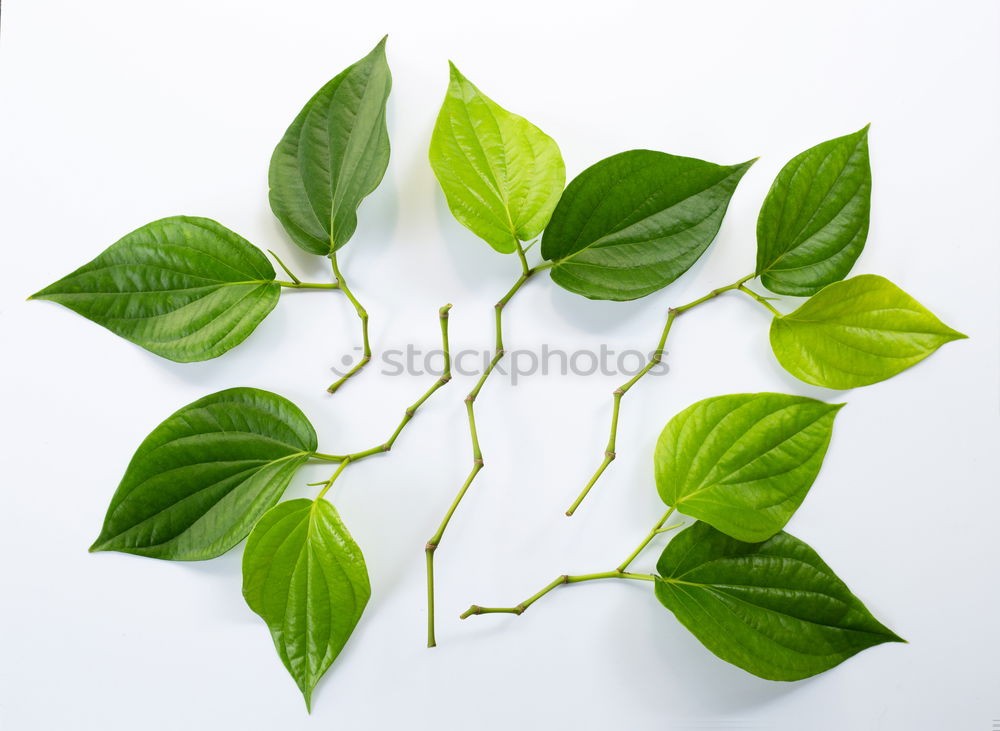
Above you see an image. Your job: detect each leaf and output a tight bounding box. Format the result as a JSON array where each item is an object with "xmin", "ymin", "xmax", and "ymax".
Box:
[
  {"xmin": 90, "ymin": 388, "xmax": 317, "ymax": 560},
  {"xmin": 428, "ymin": 63, "xmax": 565, "ymax": 254},
  {"xmin": 770, "ymin": 274, "xmax": 966, "ymax": 389},
  {"xmin": 540, "ymin": 150, "xmax": 753, "ymax": 301},
  {"xmin": 655, "ymin": 522, "xmax": 904, "ymax": 681},
  {"xmin": 243, "ymin": 498, "xmax": 370, "ymax": 710},
  {"xmin": 29, "ymin": 216, "xmax": 279, "ymax": 362},
  {"xmin": 756, "ymin": 127, "xmax": 872, "ymax": 295},
  {"xmin": 655, "ymin": 393, "xmax": 842, "ymax": 542},
  {"xmin": 269, "ymin": 36, "xmax": 392, "ymax": 255}
]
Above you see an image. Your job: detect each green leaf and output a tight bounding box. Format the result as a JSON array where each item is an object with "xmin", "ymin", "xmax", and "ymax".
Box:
[
  {"xmin": 243, "ymin": 498, "xmax": 370, "ymax": 711},
  {"xmin": 90, "ymin": 388, "xmax": 317, "ymax": 560},
  {"xmin": 540, "ymin": 150, "xmax": 753, "ymax": 301},
  {"xmin": 756, "ymin": 127, "xmax": 872, "ymax": 295},
  {"xmin": 269, "ymin": 36, "xmax": 392, "ymax": 255},
  {"xmin": 655, "ymin": 393, "xmax": 842, "ymax": 542},
  {"xmin": 29, "ymin": 216, "xmax": 279, "ymax": 362},
  {"xmin": 428, "ymin": 63, "xmax": 565, "ymax": 254},
  {"xmin": 770, "ymin": 274, "xmax": 966, "ymax": 389},
  {"xmin": 655, "ymin": 522, "xmax": 903, "ymax": 681}
]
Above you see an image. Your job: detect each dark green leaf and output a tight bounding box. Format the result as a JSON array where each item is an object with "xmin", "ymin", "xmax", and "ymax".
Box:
[
  {"xmin": 655, "ymin": 393, "xmax": 842, "ymax": 542},
  {"xmin": 30, "ymin": 216, "xmax": 279, "ymax": 362},
  {"xmin": 655, "ymin": 522, "xmax": 903, "ymax": 681},
  {"xmin": 269, "ymin": 36, "xmax": 392, "ymax": 255},
  {"xmin": 243, "ymin": 498, "xmax": 370, "ymax": 710},
  {"xmin": 756, "ymin": 127, "xmax": 871, "ymax": 295},
  {"xmin": 540, "ymin": 150, "xmax": 753, "ymax": 301},
  {"xmin": 770, "ymin": 274, "xmax": 966, "ymax": 389},
  {"xmin": 429, "ymin": 63, "xmax": 565, "ymax": 254},
  {"xmin": 90, "ymin": 388, "xmax": 317, "ymax": 560}
]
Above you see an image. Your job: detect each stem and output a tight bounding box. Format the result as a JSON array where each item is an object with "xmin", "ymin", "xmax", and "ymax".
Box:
[
  {"xmin": 327, "ymin": 253, "xmax": 371, "ymax": 393},
  {"xmin": 460, "ymin": 572, "xmax": 655, "ymax": 619},
  {"xmin": 315, "ymin": 457, "xmax": 351, "ymax": 501},
  {"xmin": 426, "ymin": 245, "xmax": 538, "ymax": 648},
  {"xmin": 268, "ymin": 249, "xmax": 302, "ymax": 284},
  {"xmin": 276, "ymin": 280, "xmax": 341, "ymax": 289},
  {"xmin": 311, "ymin": 305, "xmax": 453, "ymax": 464},
  {"xmin": 616, "ymin": 507, "xmax": 675, "ymax": 572},
  {"xmin": 738, "ymin": 283, "xmax": 783, "ymax": 317},
  {"xmin": 565, "ymin": 272, "xmax": 756, "ymax": 515}
]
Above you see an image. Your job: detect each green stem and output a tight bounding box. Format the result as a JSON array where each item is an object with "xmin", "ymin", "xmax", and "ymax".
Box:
[
  {"xmin": 616, "ymin": 506, "xmax": 675, "ymax": 572},
  {"xmin": 738, "ymin": 283, "xmax": 783, "ymax": 317},
  {"xmin": 327, "ymin": 253, "xmax": 371, "ymax": 393},
  {"xmin": 426, "ymin": 245, "xmax": 540, "ymax": 648},
  {"xmin": 460, "ymin": 572, "xmax": 655, "ymax": 619},
  {"xmin": 565, "ymin": 272, "xmax": 756, "ymax": 515},
  {"xmin": 315, "ymin": 457, "xmax": 351, "ymax": 501},
  {"xmin": 310, "ymin": 304, "xmax": 452, "ymax": 465},
  {"xmin": 276, "ymin": 280, "xmax": 341, "ymax": 289}
]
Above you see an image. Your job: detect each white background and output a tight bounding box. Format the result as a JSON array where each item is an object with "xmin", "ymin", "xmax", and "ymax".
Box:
[{"xmin": 1, "ymin": 1, "xmax": 998, "ymax": 728}]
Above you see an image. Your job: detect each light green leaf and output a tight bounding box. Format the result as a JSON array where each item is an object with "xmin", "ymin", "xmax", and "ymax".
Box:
[
  {"xmin": 756, "ymin": 127, "xmax": 872, "ymax": 295},
  {"xmin": 29, "ymin": 216, "xmax": 279, "ymax": 362},
  {"xmin": 90, "ymin": 388, "xmax": 317, "ymax": 560},
  {"xmin": 655, "ymin": 522, "xmax": 903, "ymax": 681},
  {"xmin": 770, "ymin": 274, "xmax": 966, "ymax": 389},
  {"xmin": 269, "ymin": 36, "xmax": 392, "ymax": 255},
  {"xmin": 429, "ymin": 63, "xmax": 565, "ymax": 254},
  {"xmin": 655, "ymin": 393, "xmax": 842, "ymax": 542},
  {"xmin": 243, "ymin": 498, "xmax": 370, "ymax": 711},
  {"xmin": 541, "ymin": 150, "xmax": 753, "ymax": 301}
]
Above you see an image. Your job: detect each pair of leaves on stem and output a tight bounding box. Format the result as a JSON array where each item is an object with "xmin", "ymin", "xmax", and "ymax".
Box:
[
  {"xmin": 32, "ymin": 38, "xmax": 393, "ymax": 361},
  {"xmin": 429, "ymin": 65, "xmax": 753, "ymax": 301},
  {"xmin": 90, "ymin": 388, "xmax": 369, "ymax": 707},
  {"xmin": 650, "ymin": 393, "xmax": 902, "ymax": 679}
]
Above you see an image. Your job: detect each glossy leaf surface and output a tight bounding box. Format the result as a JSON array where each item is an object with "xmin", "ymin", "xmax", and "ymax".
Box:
[
  {"xmin": 243, "ymin": 498, "xmax": 370, "ymax": 710},
  {"xmin": 541, "ymin": 150, "xmax": 753, "ymax": 300},
  {"xmin": 655, "ymin": 393, "xmax": 842, "ymax": 542},
  {"xmin": 269, "ymin": 37, "xmax": 392, "ymax": 255},
  {"xmin": 30, "ymin": 217, "xmax": 279, "ymax": 362},
  {"xmin": 91, "ymin": 388, "xmax": 317, "ymax": 560},
  {"xmin": 655, "ymin": 522, "xmax": 903, "ymax": 681},
  {"xmin": 756, "ymin": 127, "xmax": 871, "ymax": 295},
  {"xmin": 429, "ymin": 63, "xmax": 565, "ymax": 254},
  {"xmin": 770, "ymin": 274, "xmax": 966, "ymax": 389}
]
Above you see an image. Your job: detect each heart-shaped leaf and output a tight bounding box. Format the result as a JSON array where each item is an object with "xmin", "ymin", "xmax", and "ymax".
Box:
[
  {"xmin": 540, "ymin": 150, "xmax": 754, "ymax": 301},
  {"xmin": 243, "ymin": 498, "xmax": 370, "ymax": 711},
  {"xmin": 269, "ymin": 36, "xmax": 392, "ymax": 255},
  {"xmin": 429, "ymin": 63, "xmax": 565, "ymax": 254},
  {"xmin": 655, "ymin": 522, "xmax": 903, "ymax": 681},
  {"xmin": 770, "ymin": 274, "xmax": 966, "ymax": 389},
  {"xmin": 756, "ymin": 127, "xmax": 872, "ymax": 295},
  {"xmin": 655, "ymin": 393, "xmax": 842, "ymax": 542},
  {"xmin": 90, "ymin": 388, "xmax": 317, "ymax": 560},
  {"xmin": 30, "ymin": 216, "xmax": 279, "ymax": 362}
]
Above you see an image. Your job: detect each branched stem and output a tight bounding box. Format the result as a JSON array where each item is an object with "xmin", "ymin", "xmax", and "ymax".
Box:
[
  {"xmin": 327, "ymin": 253, "xmax": 372, "ymax": 393},
  {"xmin": 738, "ymin": 283, "xmax": 783, "ymax": 316},
  {"xmin": 425, "ymin": 244, "xmax": 543, "ymax": 648},
  {"xmin": 565, "ymin": 273, "xmax": 757, "ymax": 515},
  {"xmin": 460, "ymin": 572, "xmax": 654, "ymax": 619},
  {"xmin": 310, "ymin": 304, "xmax": 452, "ymax": 469},
  {"xmin": 616, "ymin": 506, "xmax": 675, "ymax": 572}
]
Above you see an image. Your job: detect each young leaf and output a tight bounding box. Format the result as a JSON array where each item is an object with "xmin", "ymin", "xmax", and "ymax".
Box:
[
  {"xmin": 90, "ymin": 388, "xmax": 317, "ymax": 560},
  {"xmin": 541, "ymin": 151, "xmax": 754, "ymax": 301},
  {"xmin": 428, "ymin": 63, "xmax": 565, "ymax": 254},
  {"xmin": 756, "ymin": 127, "xmax": 872, "ymax": 296},
  {"xmin": 655, "ymin": 522, "xmax": 903, "ymax": 681},
  {"xmin": 243, "ymin": 498, "xmax": 370, "ymax": 710},
  {"xmin": 29, "ymin": 216, "xmax": 279, "ymax": 362},
  {"xmin": 269, "ymin": 36, "xmax": 392, "ymax": 256},
  {"xmin": 770, "ymin": 274, "xmax": 966, "ymax": 389},
  {"xmin": 655, "ymin": 393, "xmax": 842, "ymax": 542}
]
